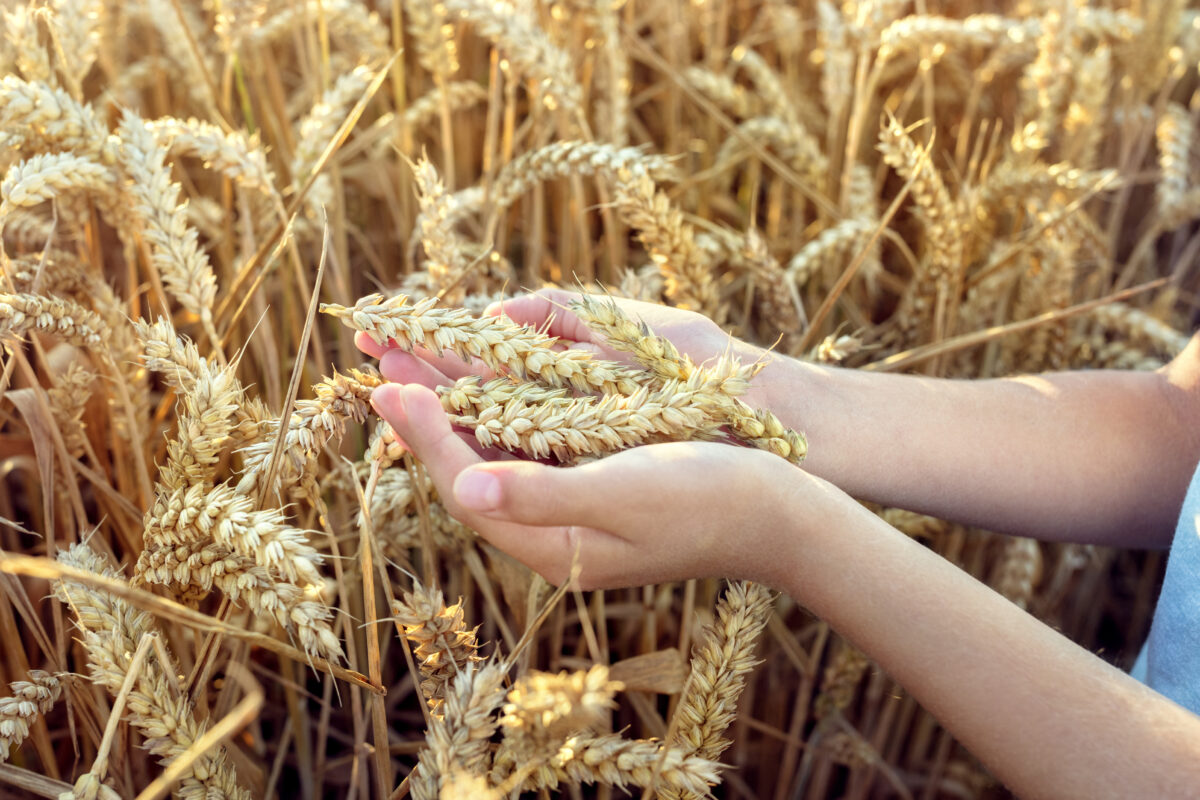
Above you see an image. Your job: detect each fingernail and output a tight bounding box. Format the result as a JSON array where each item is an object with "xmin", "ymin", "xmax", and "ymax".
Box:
[{"xmin": 456, "ymin": 470, "xmax": 500, "ymax": 512}]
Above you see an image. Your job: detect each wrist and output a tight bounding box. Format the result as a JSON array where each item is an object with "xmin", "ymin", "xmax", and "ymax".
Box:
[
  {"xmin": 750, "ymin": 465, "xmax": 840, "ymax": 594},
  {"xmin": 741, "ymin": 345, "xmax": 816, "ymax": 421}
]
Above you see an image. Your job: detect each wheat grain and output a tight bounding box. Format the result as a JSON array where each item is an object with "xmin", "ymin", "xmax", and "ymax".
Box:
[
  {"xmin": 367, "ymin": 419, "xmax": 406, "ymax": 468},
  {"xmin": 323, "ymin": 293, "xmax": 644, "ymax": 394},
  {"xmin": 442, "ymin": 0, "xmax": 582, "ymax": 117},
  {"xmin": 444, "ymin": 376, "xmax": 723, "ymax": 460},
  {"xmin": 993, "ymin": 536, "xmax": 1042, "ymax": 610},
  {"xmin": 0, "ymin": 292, "xmax": 108, "ymax": 348},
  {"xmin": 392, "ymin": 582, "xmax": 483, "ymax": 715},
  {"xmin": 812, "ymin": 332, "xmax": 864, "ymax": 365},
  {"xmin": 0, "ymin": 670, "xmax": 61, "ymax": 762},
  {"xmin": 410, "ymin": 661, "xmax": 507, "ymax": 800},
  {"xmin": 515, "ymin": 733, "xmax": 722, "ymax": 795},
  {"xmin": 56, "ymin": 544, "xmax": 249, "ymax": 800},
  {"xmin": 116, "ymin": 110, "xmax": 218, "ymax": 329}
]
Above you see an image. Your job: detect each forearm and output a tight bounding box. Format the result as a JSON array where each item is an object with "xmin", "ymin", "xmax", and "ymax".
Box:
[
  {"xmin": 766, "ymin": 480, "xmax": 1200, "ymax": 799},
  {"xmin": 745, "ymin": 342, "xmax": 1200, "ymax": 547}
]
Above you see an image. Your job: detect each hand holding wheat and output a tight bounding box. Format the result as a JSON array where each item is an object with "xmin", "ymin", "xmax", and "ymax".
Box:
[{"xmin": 369, "ymin": 380, "xmax": 801, "ymax": 590}]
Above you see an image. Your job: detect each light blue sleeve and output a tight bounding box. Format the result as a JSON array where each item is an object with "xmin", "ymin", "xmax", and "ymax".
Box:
[{"xmin": 1132, "ymin": 460, "xmax": 1200, "ymax": 714}]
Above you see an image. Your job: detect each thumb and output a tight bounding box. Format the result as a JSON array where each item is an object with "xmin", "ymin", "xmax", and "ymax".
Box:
[{"xmin": 452, "ymin": 459, "xmax": 614, "ymax": 529}]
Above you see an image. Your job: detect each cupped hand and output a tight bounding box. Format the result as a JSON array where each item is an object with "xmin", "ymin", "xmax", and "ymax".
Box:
[
  {"xmin": 370, "ymin": 381, "xmax": 804, "ymax": 590},
  {"xmin": 353, "ymin": 288, "xmax": 769, "ymax": 393}
]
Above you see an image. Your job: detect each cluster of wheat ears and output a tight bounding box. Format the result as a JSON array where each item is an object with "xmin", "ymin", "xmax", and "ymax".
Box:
[{"xmin": 0, "ymin": 0, "xmax": 1195, "ymax": 797}]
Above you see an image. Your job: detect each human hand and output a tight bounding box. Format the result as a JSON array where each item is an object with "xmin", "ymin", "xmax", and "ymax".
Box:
[
  {"xmin": 369, "ymin": 381, "xmax": 805, "ymax": 589},
  {"xmin": 353, "ymin": 288, "xmax": 772, "ymax": 405}
]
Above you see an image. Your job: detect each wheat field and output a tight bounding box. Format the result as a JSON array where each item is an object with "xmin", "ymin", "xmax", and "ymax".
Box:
[{"xmin": 0, "ymin": 0, "xmax": 1194, "ymax": 797}]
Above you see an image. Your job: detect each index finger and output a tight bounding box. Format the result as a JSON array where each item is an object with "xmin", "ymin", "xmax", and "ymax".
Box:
[{"xmin": 485, "ymin": 289, "xmax": 602, "ymax": 346}]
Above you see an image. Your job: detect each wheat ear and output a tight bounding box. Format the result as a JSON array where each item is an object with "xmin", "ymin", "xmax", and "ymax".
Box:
[
  {"xmin": 442, "ymin": 376, "xmax": 725, "ymax": 461},
  {"xmin": 134, "ymin": 538, "xmax": 343, "ymax": 661},
  {"xmin": 322, "ymin": 293, "xmax": 643, "ymax": 394},
  {"xmin": 571, "ymin": 295, "xmax": 807, "ymax": 462},
  {"xmin": 442, "ymin": 0, "xmax": 582, "ymax": 117},
  {"xmin": 0, "ymin": 670, "xmax": 61, "ymax": 762},
  {"xmin": 670, "ymin": 582, "xmax": 773, "ymax": 762},
  {"xmin": 0, "ymin": 293, "xmax": 109, "ymax": 348},
  {"xmin": 116, "ymin": 110, "xmax": 218, "ymax": 334},
  {"xmin": 56, "ymin": 544, "xmax": 248, "ymax": 800},
  {"xmin": 392, "ymin": 582, "xmax": 483, "ymax": 715},
  {"xmin": 492, "ymin": 666, "xmax": 621, "ymax": 783},
  {"xmin": 516, "ymin": 733, "xmax": 722, "ymax": 795},
  {"xmin": 236, "ymin": 368, "xmax": 383, "ymax": 498},
  {"xmin": 410, "ymin": 661, "xmax": 507, "ymax": 800}
]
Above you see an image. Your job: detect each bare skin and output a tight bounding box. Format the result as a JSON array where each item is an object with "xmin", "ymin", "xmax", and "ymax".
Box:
[{"xmin": 359, "ymin": 288, "xmax": 1200, "ymax": 799}]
